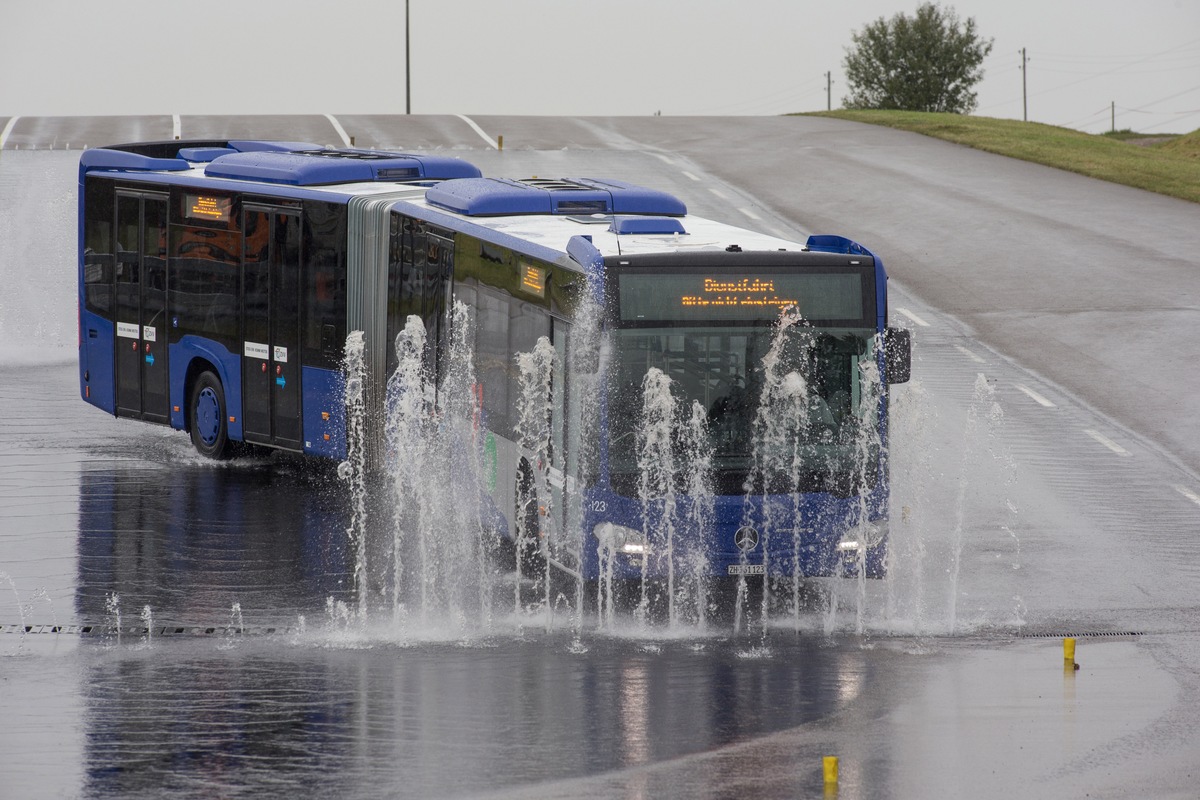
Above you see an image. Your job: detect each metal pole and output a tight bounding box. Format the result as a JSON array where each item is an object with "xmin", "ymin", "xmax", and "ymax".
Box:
[
  {"xmin": 1021, "ymin": 47, "xmax": 1027, "ymax": 122},
  {"xmin": 825, "ymin": 71, "xmax": 832, "ymax": 111},
  {"xmin": 405, "ymin": 0, "xmax": 411, "ymax": 115}
]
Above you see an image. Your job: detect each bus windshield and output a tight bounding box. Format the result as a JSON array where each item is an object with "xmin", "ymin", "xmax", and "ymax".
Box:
[{"xmin": 606, "ymin": 324, "xmax": 880, "ymax": 497}]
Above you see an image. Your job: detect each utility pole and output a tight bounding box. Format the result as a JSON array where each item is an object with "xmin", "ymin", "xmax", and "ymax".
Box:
[
  {"xmin": 405, "ymin": 0, "xmax": 411, "ymax": 115},
  {"xmin": 824, "ymin": 71, "xmax": 832, "ymax": 111},
  {"xmin": 1111, "ymin": 100, "xmax": 1115, "ymax": 133},
  {"xmin": 1020, "ymin": 47, "xmax": 1028, "ymax": 122}
]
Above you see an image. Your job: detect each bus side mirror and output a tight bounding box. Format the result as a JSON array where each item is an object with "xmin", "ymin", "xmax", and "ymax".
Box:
[{"xmin": 884, "ymin": 327, "xmax": 911, "ymax": 384}]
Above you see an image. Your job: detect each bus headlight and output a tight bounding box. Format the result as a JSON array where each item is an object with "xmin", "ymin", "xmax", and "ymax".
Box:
[
  {"xmin": 837, "ymin": 519, "xmax": 886, "ymax": 553},
  {"xmin": 593, "ymin": 522, "xmax": 647, "ymax": 555}
]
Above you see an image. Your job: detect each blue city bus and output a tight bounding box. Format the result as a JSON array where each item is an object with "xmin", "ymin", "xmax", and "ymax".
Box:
[{"xmin": 78, "ymin": 141, "xmax": 909, "ymax": 593}]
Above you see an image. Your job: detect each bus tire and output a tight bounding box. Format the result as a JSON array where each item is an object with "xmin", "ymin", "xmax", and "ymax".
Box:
[{"xmin": 189, "ymin": 370, "xmax": 232, "ymax": 460}]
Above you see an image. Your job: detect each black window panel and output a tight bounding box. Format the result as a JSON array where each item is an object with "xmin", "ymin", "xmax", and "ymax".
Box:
[
  {"xmin": 83, "ymin": 179, "xmax": 115, "ymax": 317},
  {"xmin": 302, "ymin": 201, "xmax": 347, "ymax": 370},
  {"xmin": 168, "ymin": 203, "xmax": 242, "ymax": 350},
  {"xmin": 273, "ymin": 213, "xmax": 302, "ymax": 443}
]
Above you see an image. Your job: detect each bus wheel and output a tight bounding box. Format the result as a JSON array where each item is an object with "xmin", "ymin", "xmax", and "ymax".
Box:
[{"xmin": 189, "ymin": 371, "xmax": 232, "ymax": 460}]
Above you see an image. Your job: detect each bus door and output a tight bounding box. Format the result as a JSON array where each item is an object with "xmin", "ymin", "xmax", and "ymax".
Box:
[
  {"xmin": 241, "ymin": 206, "xmax": 302, "ymax": 450},
  {"xmin": 113, "ymin": 191, "xmax": 169, "ymax": 423}
]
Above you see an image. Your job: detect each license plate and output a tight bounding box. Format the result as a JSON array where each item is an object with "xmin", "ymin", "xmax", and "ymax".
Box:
[{"xmin": 727, "ymin": 564, "xmax": 765, "ymax": 576}]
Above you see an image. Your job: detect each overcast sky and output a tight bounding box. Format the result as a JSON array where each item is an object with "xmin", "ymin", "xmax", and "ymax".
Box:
[{"xmin": 3, "ymin": 0, "xmax": 1198, "ymax": 134}]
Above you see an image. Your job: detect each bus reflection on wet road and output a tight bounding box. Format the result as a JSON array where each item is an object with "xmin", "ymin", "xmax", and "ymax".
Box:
[{"xmin": 4, "ymin": 430, "xmax": 876, "ymax": 800}]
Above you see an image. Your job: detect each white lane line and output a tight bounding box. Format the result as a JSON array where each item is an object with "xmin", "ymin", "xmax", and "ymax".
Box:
[
  {"xmin": 895, "ymin": 307, "xmax": 930, "ymax": 327},
  {"xmin": 954, "ymin": 345, "xmax": 985, "ymax": 363},
  {"xmin": 1174, "ymin": 485, "xmax": 1200, "ymax": 508},
  {"xmin": 709, "ymin": 188, "xmax": 729, "ymax": 199},
  {"xmin": 739, "ymin": 207, "xmax": 762, "ymax": 221},
  {"xmin": 324, "ymin": 114, "xmax": 352, "ymax": 148},
  {"xmin": 172, "ymin": 114, "xmax": 181, "ymax": 140},
  {"xmin": 652, "ymin": 152, "xmax": 676, "ymax": 165},
  {"xmin": 1015, "ymin": 384, "xmax": 1056, "ymax": 408},
  {"xmin": 456, "ymin": 114, "xmax": 498, "ymax": 149},
  {"xmin": 0, "ymin": 116, "xmax": 18, "ymax": 149},
  {"xmin": 681, "ymin": 170, "xmax": 701, "ymax": 182},
  {"xmin": 1084, "ymin": 429, "xmax": 1130, "ymax": 457}
]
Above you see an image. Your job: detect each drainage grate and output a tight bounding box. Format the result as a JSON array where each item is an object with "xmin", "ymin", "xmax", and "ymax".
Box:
[
  {"xmin": 1018, "ymin": 631, "xmax": 1144, "ymax": 639},
  {"xmin": 1, "ymin": 623, "xmax": 296, "ymax": 637}
]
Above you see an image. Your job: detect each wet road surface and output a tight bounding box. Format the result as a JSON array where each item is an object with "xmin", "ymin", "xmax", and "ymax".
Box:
[{"xmin": 3, "ymin": 118, "xmax": 1200, "ymax": 798}]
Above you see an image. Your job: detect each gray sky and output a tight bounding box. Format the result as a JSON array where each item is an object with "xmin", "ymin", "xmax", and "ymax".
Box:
[{"xmin": 3, "ymin": 0, "xmax": 1198, "ymax": 133}]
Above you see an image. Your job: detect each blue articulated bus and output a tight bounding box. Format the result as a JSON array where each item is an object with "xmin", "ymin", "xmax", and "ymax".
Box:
[
  {"xmin": 78, "ymin": 141, "xmax": 909, "ymax": 593},
  {"xmin": 78, "ymin": 140, "xmax": 481, "ymax": 458}
]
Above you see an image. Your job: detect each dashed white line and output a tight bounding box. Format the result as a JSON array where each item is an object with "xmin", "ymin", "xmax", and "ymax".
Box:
[
  {"xmin": 681, "ymin": 171, "xmax": 701, "ymax": 182},
  {"xmin": 895, "ymin": 307, "xmax": 930, "ymax": 327},
  {"xmin": 1084, "ymin": 429, "xmax": 1130, "ymax": 457},
  {"xmin": 324, "ymin": 114, "xmax": 352, "ymax": 148},
  {"xmin": 739, "ymin": 207, "xmax": 762, "ymax": 221},
  {"xmin": 708, "ymin": 188, "xmax": 729, "ymax": 199},
  {"xmin": 1173, "ymin": 485, "xmax": 1200, "ymax": 508},
  {"xmin": 652, "ymin": 153, "xmax": 676, "ymax": 165},
  {"xmin": 456, "ymin": 114, "xmax": 499, "ymax": 149},
  {"xmin": 172, "ymin": 114, "xmax": 181, "ymax": 140},
  {"xmin": 954, "ymin": 345, "xmax": 985, "ymax": 363},
  {"xmin": 0, "ymin": 116, "xmax": 18, "ymax": 149},
  {"xmin": 1015, "ymin": 384, "xmax": 1056, "ymax": 408}
]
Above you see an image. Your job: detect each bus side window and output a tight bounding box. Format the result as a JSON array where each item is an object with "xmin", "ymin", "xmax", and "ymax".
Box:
[{"xmin": 83, "ymin": 179, "xmax": 115, "ymax": 316}]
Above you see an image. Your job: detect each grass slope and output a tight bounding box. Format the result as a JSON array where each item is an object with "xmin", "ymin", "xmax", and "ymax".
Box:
[{"xmin": 806, "ymin": 110, "xmax": 1200, "ymax": 204}]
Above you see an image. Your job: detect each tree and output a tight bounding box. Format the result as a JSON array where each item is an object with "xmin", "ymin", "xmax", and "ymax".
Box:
[{"xmin": 842, "ymin": 3, "xmax": 993, "ymax": 114}]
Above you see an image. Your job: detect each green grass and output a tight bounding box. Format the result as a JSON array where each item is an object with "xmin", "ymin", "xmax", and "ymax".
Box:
[{"xmin": 804, "ymin": 110, "xmax": 1200, "ymax": 204}]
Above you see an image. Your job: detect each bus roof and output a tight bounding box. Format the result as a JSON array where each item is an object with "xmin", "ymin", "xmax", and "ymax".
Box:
[
  {"xmin": 80, "ymin": 139, "xmax": 481, "ymax": 187},
  {"xmin": 400, "ymin": 175, "xmax": 830, "ymax": 266},
  {"xmin": 80, "ymin": 141, "xmax": 875, "ymax": 265}
]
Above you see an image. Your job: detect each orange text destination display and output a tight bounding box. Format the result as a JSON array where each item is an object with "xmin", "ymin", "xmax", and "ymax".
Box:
[
  {"xmin": 681, "ymin": 277, "xmax": 797, "ymax": 309},
  {"xmin": 617, "ymin": 269, "xmax": 871, "ymax": 324},
  {"xmin": 520, "ymin": 263, "xmax": 546, "ymax": 298},
  {"xmin": 184, "ymin": 193, "xmax": 232, "ymax": 223}
]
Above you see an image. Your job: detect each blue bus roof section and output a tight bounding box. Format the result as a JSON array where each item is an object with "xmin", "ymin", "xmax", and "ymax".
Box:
[
  {"xmin": 204, "ymin": 150, "xmax": 482, "ymax": 185},
  {"xmin": 425, "ymin": 177, "xmax": 687, "ymax": 217},
  {"xmin": 80, "ymin": 141, "xmax": 482, "ymax": 186}
]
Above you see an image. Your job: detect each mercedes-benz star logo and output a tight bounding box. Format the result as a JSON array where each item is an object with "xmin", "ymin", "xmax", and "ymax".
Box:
[{"xmin": 734, "ymin": 526, "xmax": 759, "ymax": 552}]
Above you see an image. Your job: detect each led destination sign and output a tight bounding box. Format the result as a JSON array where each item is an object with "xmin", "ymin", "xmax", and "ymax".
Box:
[
  {"xmin": 619, "ymin": 270, "xmax": 870, "ymax": 324},
  {"xmin": 184, "ymin": 193, "xmax": 232, "ymax": 223},
  {"xmin": 681, "ymin": 277, "xmax": 796, "ymax": 309}
]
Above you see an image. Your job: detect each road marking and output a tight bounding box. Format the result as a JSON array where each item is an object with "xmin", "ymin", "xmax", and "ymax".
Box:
[
  {"xmin": 324, "ymin": 114, "xmax": 352, "ymax": 148},
  {"xmin": 1173, "ymin": 485, "xmax": 1200, "ymax": 508},
  {"xmin": 739, "ymin": 207, "xmax": 762, "ymax": 220},
  {"xmin": 1084, "ymin": 429, "xmax": 1130, "ymax": 457},
  {"xmin": 709, "ymin": 187, "xmax": 729, "ymax": 199},
  {"xmin": 0, "ymin": 116, "xmax": 18, "ymax": 149},
  {"xmin": 681, "ymin": 170, "xmax": 701, "ymax": 181},
  {"xmin": 652, "ymin": 152, "xmax": 676, "ymax": 165},
  {"xmin": 456, "ymin": 114, "xmax": 498, "ymax": 149},
  {"xmin": 172, "ymin": 114, "xmax": 181, "ymax": 140},
  {"xmin": 954, "ymin": 345, "xmax": 985, "ymax": 363},
  {"xmin": 1015, "ymin": 384, "xmax": 1056, "ymax": 407},
  {"xmin": 895, "ymin": 307, "xmax": 930, "ymax": 327}
]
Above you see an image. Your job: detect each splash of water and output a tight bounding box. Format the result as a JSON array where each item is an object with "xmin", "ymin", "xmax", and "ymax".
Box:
[
  {"xmin": 384, "ymin": 305, "xmax": 490, "ymax": 633},
  {"xmin": 140, "ymin": 605, "xmax": 154, "ymax": 647},
  {"xmin": 620, "ymin": 369, "xmax": 716, "ymax": 631},
  {"xmin": 339, "ymin": 331, "xmax": 369, "ymax": 623},
  {"xmin": 739, "ymin": 305, "xmax": 811, "ymax": 634},
  {"xmin": 513, "ymin": 336, "xmax": 557, "ymax": 623},
  {"xmin": 637, "ymin": 368, "xmax": 679, "ymax": 626},
  {"xmin": 105, "ymin": 591, "xmax": 121, "ymax": 646},
  {"xmin": 948, "ymin": 373, "xmax": 994, "ymax": 633}
]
